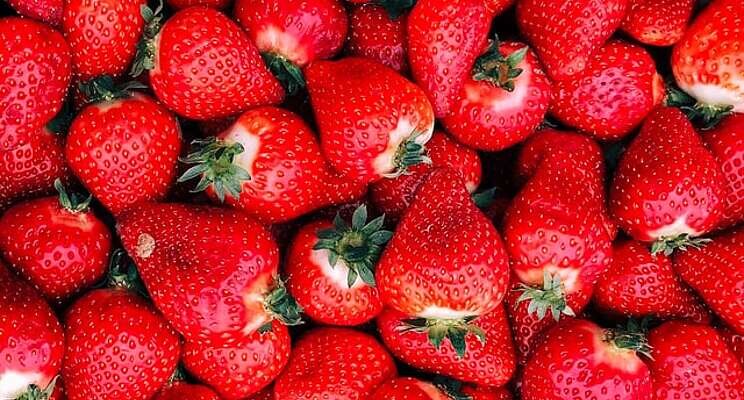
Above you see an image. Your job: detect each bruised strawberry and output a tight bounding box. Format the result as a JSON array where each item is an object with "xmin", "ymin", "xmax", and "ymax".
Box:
[
  {"xmin": 154, "ymin": 382, "xmax": 221, "ymax": 400},
  {"xmin": 621, "ymin": 0, "xmax": 694, "ymax": 46},
  {"xmin": 703, "ymin": 114, "xmax": 744, "ymax": 230},
  {"xmin": 347, "ymin": 4, "xmax": 408, "ymax": 72}
]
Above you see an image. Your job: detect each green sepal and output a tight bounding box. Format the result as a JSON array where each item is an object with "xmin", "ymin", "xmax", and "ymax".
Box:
[
  {"xmin": 54, "ymin": 179, "xmax": 91, "ymax": 213},
  {"xmin": 130, "ymin": 0, "xmax": 164, "ymax": 77},
  {"xmin": 261, "ymin": 52, "xmax": 306, "ymax": 96},
  {"xmin": 605, "ymin": 318, "xmax": 653, "ymax": 359},
  {"xmin": 382, "ymin": 132, "xmax": 431, "ymax": 179},
  {"xmin": 106, "ymin": 249, "xmax": 150, "ymax": 299},
  {"xmin": 178, "ymin": 137, "xmax": 251, "ymax": 202},
  {"xmin": 650, "ymin": 233, "xmax": 712, "ymax": 257},
  {"xmin": 78, "ymin": 75, "xmax": 148, "ymax": 105},
  {"xmin": 472, "ymin": 34, "xmax": 528, "ymax": 92},
  {"xmin": 514, "ymin": 270, "xmax": 576, "ymax": 322},
  {"xmin": 263, "ymin": 278, "xmax": 304, "ymax": 327},
  {"xmin": 167, "ymin": 365, "xmax": 186, "ymax": 385},
  {"xmin": 471, "ymin": 187, "xmax": 498, "ymax": 209},
  {"xmin": 14, "ymin": 376, "xmax": 58, "ymax": 400},
  {"xmin": 665, "ymin": 85, "xmax": 734, "ymax": 130},
  {"xmin": 46, "ymin": 98, "xmax": 75, "ymax": 135},
  {"xmin": 432, "ymin": 376, "xmax": 473, "ymax": 400},
  {"xmin": 399, "ymin": 315, "xmax": 486, "ymax": 358},
  {"xmin": 375, "ymin": 0, "xmax": 417, "ymax": 19}
]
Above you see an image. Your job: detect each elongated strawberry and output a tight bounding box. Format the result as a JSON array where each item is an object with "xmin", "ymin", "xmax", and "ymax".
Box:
[
  {"xmin": 703, "ymin": 114, "xmax": 744, "ymax": 229},
  {"xmin": 517, "ymin": 0, "xmax": 629, "ymax": 81},
  {"xmin": 550, "ymin": 40, "xmax": 665, "ymax": 140},
  {"xmin": 621, "ymin": 0, "xmax": 694, "ymax": 46},
  {"xmin": 178, "ymin": 106, "xmax": 366, "ymax": 223},
  {"xmin": 610, "ymin": 107, "xmax": 727, "ymax": 254},
  {"xmin": 154, "ymin": 382, "xmax": 221, "ymax": 400},
  {"xmin": 347, "ymin": 4, "xmax": 408, "ymax": 72},
  {"xmin": 306, "ymin": 57, "xmax": 435, "ymax": 184}
]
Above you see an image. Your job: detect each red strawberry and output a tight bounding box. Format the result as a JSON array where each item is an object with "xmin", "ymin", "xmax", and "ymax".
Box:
[
  {"xmin": 703, "ymin": 113, "xmax": 744, "ymax": 229},
  {"xmin": 62, "ymin": 288, "xmax": 181, "ymax": 400},
  {"xmin": 6, "ymin": 0, "xmax": 63, "ymax": 26},
  {"xmin": 407, "ymin": 0, "xmax": 491, "ymax": 117},
  {"xmin": 550, "ymin": 40, "xmax": 665, "ymax": 140},
  {"xmin": 378, "ymin": 306, "xmax": 516, "ymax": 387},
  {"xmin": 484, "ymin": 0, "xmax": 514, "ymax": 15},
  {"xmin": 373, "ymin": 377, "xmax": 493, "ymax": 400},
  {"xmin": 673, "ymin": 227, "xmax": 744, "ymax": 334},
  {"xmin": 370, "ymin": 130, "xmax": 482, "ymax": 222},
  {"xmin": 166, "ymin": 0, "xmax": 229, "ymax": 9},
  {"xmin": 517, "ymin": 0, "xmax": 629, "ymax": 81},
  {"xmin": 247, "ymin": 386, "xmax": 273, "ymax": 400},
  {"xmin": 610, "ymin": 107, "xmax": 727, "ymax": 253},
  {"xmin": 273, "ymin": 327, "xmax": 397, "ymax": 399},
  {"xmin": 376, "ymin": 168, "xmax": 510, "ymax": 355},
  {"xmin": 0, "ymin": 181, "xmax": 111, "ymax": 301},
  {"xmin": 347, "ymin": 4, "xmax": 408, "ymax": 72},
  {"xmin": 154, "ymin": 382, "xmax": 221, "ymax": 400},
  {"xmin": 306, "ymin": 57, "xmax": 435, "ymax": 184},
  {"xmin": 178, "ymin": 106, "xmax": 366, "ymax": 223},
  {"xmin": 65, "ymin": 87, "xmax": 181, "ymax": 215},
  {"xmin": 647, "ymin": 321, "xmax": 744, "ymax": 399},
  {"xmin": 462, "ymin": 385, "xmax": 512, "ymax": 400},
  {"xmin": 442, "ymin": 38, "xmax": 551, "ymax": 151},
  {"xmin": 0, "ymin": 265, "xmax": 64, "ymax": 399},
  {"xmin": 718, "ymin": 325, "xmax": 744, "ymax": 367},
  {"xmin": 621, "ymin": 0, "xmax": 695, "ymax": 46},
  {"xmin": 521, "ymin": 319, "xmax": 653, "ymax": 400}
]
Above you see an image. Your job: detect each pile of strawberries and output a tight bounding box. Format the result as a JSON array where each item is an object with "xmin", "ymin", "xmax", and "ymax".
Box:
[{"xmin": 1, "ymin": 0, "xmax": 743, "ymax": 398}]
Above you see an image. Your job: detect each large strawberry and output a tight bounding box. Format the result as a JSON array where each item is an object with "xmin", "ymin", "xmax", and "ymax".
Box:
[
  {"xmin": 154, "ymin": 382, "xmax": 221, "ymax": 400},
  {"xmin": 306, "ymin": 57, "xmax": 435, "ymax": 184},
  {"xmin": 517, "ymin": 0, "xmax": 629, "ymax": 81},
  {"xmin": 647, "ymin": 321, "xmax": 744, "ymax": 399},
  {"xmin": 347, "ymin": 4, "xmax": 408, "ymax": 72},
  {"xmin": 703, "ymin": 113, "xmax": 744, "ymax": 229},
  {"xmin": 621, "ymin": 0, "xmax": 695, "ymax": 46},
  {"xmin": 550, "ymin": 40, "xmax": 665, "ymax": 140},
  {"xmin": 273, "ymin": 327, "xmax": 397, "ymax": 399},
  {"xmin": 610, "ymin": 107, "xmax": 727, "ymax": 254}
]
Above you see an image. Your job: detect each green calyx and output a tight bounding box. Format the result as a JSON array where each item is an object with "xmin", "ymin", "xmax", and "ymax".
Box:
[
  {"xmin": 14, "ymin": 377, "xmax": 58, "ymax": 400},
  {"xmin": 471, "ymin": 187, "xmax": 498, "ymax": 210},
  {"xmin": 262, "ymin": 278, "xmax": 304, "ymax": 331},
  {"xmin": 399, "ymin": 315, "xmax": 486, "ymax": 358},
  {"xmin": 384, "ymin": 132, "xmax": 431, "ymax": 179},
  {"xmin": 431, "ymin": 377, "xmax": 472, "ymax": 400},
  {"xmin": 178, "ymin": 137, "xmax": 251, "ymax": 203},
  {"xmin": 106, "ymin": 249, "xmax": 150, "ymax": 298},
  {"xmin": 130, "ymin": 0, "xmax": 164, "ymax": 77},
  {"xmin": 54, "ymin": 179, "xmax": 91, "ymax": 213},
  {"xmin": 375, "ymin": 0, "xmax": 417, "ymax": 19},
  {"xmin": 313, "ymin": 204, "xmax": 393, "ymax": 288},
  {"xmin": 472, "ymin": 35, "xmax": 528, "ymax": 92},
  {"xmin": 605, "ymin": 319, "xmax": 653, "ymax": 359},
  {"xmin": 514, "ymin": 271, "xmax": 576, "ymax": 322},
  {"xmin": 650, "ymin": 233, "xmax": 712, "ymax": 257},
  {"xmin": 665, "ymin": 85, "xmax": 734, "ymax": 129},
  {"xmin": 78, "ymin": 75, "xmax": 148, "ymax": 105},
  {"xmin": 261, "ymin": 52, "xmax": 305, "ymax": 96}
]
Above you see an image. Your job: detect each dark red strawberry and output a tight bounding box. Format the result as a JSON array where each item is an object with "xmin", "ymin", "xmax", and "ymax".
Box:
[
  {"xmin": 347, "ymin": 4, "xmax": 408, "ymax": 72},
  {"xmin": 718, "ymin": 325, "xmax": 744, "ymax": 367},
  {"xmin": 246, "ymin": 386, "xmax": 273, "ymax": 400},
  {"xmin": 373, "ymin": 377, "xmax": 492, "ymax": 400},
  {"xmin": 621, "ymin": 0, "xmax": 694, "ymax": 46},
  {"xmin": 154, "ymin": 382, "xmax": 221, "ymax": 400},
  {"xmin": 463, "ymin": 385, "xmax": 512, "ymax": 400},
  {"xmin": 6, "ymin": 0, "xmax": 63, "ymax": 26},
  {"xmin": 703, "ymin": 113, "xmax": 744, "ymax": 230}
]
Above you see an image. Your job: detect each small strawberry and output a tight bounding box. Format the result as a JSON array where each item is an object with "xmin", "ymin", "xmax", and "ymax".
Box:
[
  {"xmin": 166, "ymin": 0, "xmax": 229, "ymax": 9},
  {"xmin": 621, "ymin": 0, "xmax": 695, "ymax": 46},
  {"xmin": 703, "ymin": 114, "xmax": 744, "ymax": 229},
  {"xmin": 347, "ymin": 4, "xmax": 408, "ymax": 72},
  {"xmin": 550, "ymin": 40, "xmax": 665, "ymax": 140},
  {"xmin": 154, "ymin": 382, "xmax": 221, "ymax": 400},
  {"xmin": 273, "ymin": 328, "xmax": 397, "ymax": 399},
  {"xmin": 718, "ymin": 325, "xmax": 744, "ymax": 367},
  {"xmin": 516, "ymin": 0, "xmax": 629, "ymax": 81},
  {"xmin": 6, "ymin": 0, "xmax": 63, "ymax": 26}
]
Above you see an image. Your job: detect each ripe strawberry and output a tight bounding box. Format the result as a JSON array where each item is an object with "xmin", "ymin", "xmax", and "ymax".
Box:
[
  {"xmin": 6, "ymin": 0, "xmax": 63, "ymax": 26},
  {"xmin": 484, "ymin": 0, "xmax": 514, "ymax": 15},
  {"xmin": 610, "ymin": 107, "xmax": 727, "ymax": 253},
  {"xmin": 407, "ymin": 0, "xmax": 491, "ymax": 117},
  {"xmin": 234, "ymin": 0, "xmax": 348, "ymax": 94},
  {"xmin": 673, "ymin": 227, "xmax": 744, "ymax": 334},
  {"xmin": 0, "ymin": 181, "xmax": 111, "ymax": 301},
  {"xmin": 376, "ymin": 168, "xmax": 510, "ymax": 355},
  {"xmin": 178, "ymin": 106, "xmax": 367, "ymax": 223},
  {"xmin": 347, "ymin": 4, "xmax": 408, "ymax": 72},
  {"xmin": 463, "ymin": 386, "xmax": 512, "ymax": 400},
  {"xmin": 378, "ymin": 306, "xmax": 516, "ymax": 387},
  {"xmin": 273, "ymin": 328, "xmax": 397, "ymax": 399},
  {"xmin": 306, "ymin": 57, "xmax": 435, "ymax": 184},
  {"xmin": 442, "ymin": 37, "xmax": 551, "ymax": 151},
  {"xmin": 517, "ymin": 0, "xmax": 629, "ymax": 81},
  {"xmin": 62, "ymin": 288, "xmax": 181, "ymax": 400},
  {"xmin": 521, "ymin": 319, "xmax": 653, "ymax": 400},
  {"xmin": 703, "ymin": 114, "xmax": 744, "ymax": 229},
  {"xmin": 154, "ymin": 382, "xmax": 221, "ymax": 400},
  {"xmin": 0, "ymin": 265, "xmax": 64, "ymax": 399},
  {"xmin": 621, "ymin": 0, "xmax": 695, "ymax": 46},
  {"xmin": 550, "ymin": 40, "xmax": 665, "ymax": 140},
  {"xmin": 718, "ymin": 325, "xmax": 744, "ymax": 367},
  {"xmin": 373, "ymin": 377, "xmax": 492, "ymax": 400},
  {"xmin": 65, "ymin": 85, "xmax": 181, "ymax": 215},
  {"xmin": 370, "ymin": 130, "xmax": 482, "ymax": 222},
  {"xmin": 647, "ymin": 321, "xmax": 744, "ymax": 399},
  {"xmin": 166, "ymin": 0, "xmax": 229, "ymax": 9}
]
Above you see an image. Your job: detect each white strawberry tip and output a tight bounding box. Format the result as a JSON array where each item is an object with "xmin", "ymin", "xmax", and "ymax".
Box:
[{"xmin": 398, "ymin": 315, "xmax": 487, "ymax": 358}]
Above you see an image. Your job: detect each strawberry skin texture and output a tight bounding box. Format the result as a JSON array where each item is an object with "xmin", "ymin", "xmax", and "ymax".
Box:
[
  {"xmin": 154, "ymin": 382, "xmax": 221, "ymax": 400},
  {"xmin": 378, "ymin": 306, "xmax": 516, "ymax": 387},
  {"xmin": 672, "ymin": 0, "xmax": 744, "ymax": 112},
  {"xmin": 273, "ymin": 327, "xmax": 397, "ymax": 399},
  {"xmin": 376, "ymin": 168, "xmax": 510, "ymax": 318},
  {"xmin": 150, "ymin": 7, "xmax": 284, "ymax": 120},
  {"xmin": 443, "ymin": 41, "xmax": 552, "ymax": 151},
  {"xmin": 117, "ymin": 203, "xmax": 280, "ymax": 343},
  {"xmin": 62, "ymin": 288, "xmax": 181, "ymax": 400},
  {"xmin": 347, "ymin": 5, "xmax": 408, "ymax": 72},
  {"xmin": 621, "ymin": 0, "xmax": 694, "ymax": 46},
  {"xmin": 610, "ymin": 107, "xmax": 727, "ymax": 242},
  {"xmin": 703, "ymin": 114, "xmax": 744, "ymax": 230},
  {"xmin": 521, "ymin": 319, "xmax": 653, "ymax": 400},
  {"xmin": 6, "ymin": 0, "xmax": 63, "ymax": 26},
  {"xmin": 463, "ymin": 387, "xmax": 512, "ymax": 400},
  {"xmin": 647, "ymin": 321, "xmax": 744, "ymax": 399},
  {"xmin": 674, "ymin": 227, "xmax": 744, "ymax": 334},
  {"xmin": 718, "ymin": 325, "xmax": 744, "ymax": 367},
  {"xmin": 247, "ymin": 386, "xmax": 274, "ymax": 400},
  {"xmin": 62, "ymin": 0, "xmax": 145, "ymax": 80},
  {"xmin": 0, "ymin": 265, "xmax": 64, "ymax": 399},
  {"xmin": 517, "ymin": 0, "xmax": 629, "ymax": 81},
  {"xmin": 65, "ymin": 93, "xmax": 182, "ymax": 215},
  {"xmin": 407, "ymin": 0, "xmax": 491, "ymax": 117},
  {"xmin": 167, "ymin": 0, "xmax": 230, "ymax": 9},
  {"xmin": 550, "ymin": 40, "xmax": 665, "ymax": 140},
  {"xmin": 372, "ymin": 377, "xmax": 452, "ymax": 399}
]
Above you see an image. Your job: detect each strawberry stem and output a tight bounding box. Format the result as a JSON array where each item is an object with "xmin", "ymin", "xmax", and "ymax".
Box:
[
  {"xmin": 514, "ymin": 271, "xmax": 576, "ymax": 321},
  {"xmin": 604, "ymin": 319, "xmax": 653, "ymax": 359},
  {"xmin": 178, "ymin": 137, "xmax": 252, "ymax": 202},
  {"xmin": 262, "ymin": 278, "xmax": 304, "ymax": 330},
  {"xmin": 665, "ymin": 85, "xmax": 733, "ymax": 129},
  {"xmin": 261, "ymin": 52, "xmax": 305, "ymax": 96},
  {"xmin": 54, "ymin": 179, "xmax": 91, "ymax": 213},
  {"xmin": 472, "ymin": 35, "xmax": 528, "ymax": 92},
  {"xmin": 130, "ymin": 0, "xmax": 164, "ymax": 77},
  {"xmin": 650, "ymin": 233, "xmax": 712, "ymax": 256},
  {"xmin": 383, "ymin": 132, "xmax": 431, "ymax": 179},
  {"xmin": 78, "ymin": 75, "xmax": 148, "ymax": 105},
  {"xmin": 399, "ymin": 315, "xmax": 486, "ymax": 358}
]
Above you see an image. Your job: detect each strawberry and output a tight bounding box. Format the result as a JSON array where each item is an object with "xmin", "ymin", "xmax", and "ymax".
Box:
[
  {"xmin": 521, "ymin": 319, "xmax": 653, "ymax": 400},
  {"xmin": 0, "ymin": 265, "xmax": 64, "ymax": 399},
  {"xmin": 703, "ymin": 113, "xmax": 744, "ymax": 229},
  {"xmin": 166, "ymin": 0, "xmax": 229, "ymax": 9},
  {"xmin": 462, "ymin": 386, "xmax": 512, "ymax": 400},
  {"xmin": 718, "ymin": 325, "xmax": 744, "ymax": 367},
  {"xmin": 610, "ymin": 107, "xmax": 727, "ymax": 254},
  {"xmin": 550, "ymin": 40, "xmax": 665, "ymax": 140},
  {"xmin": 484, "ymin": 0, "xmax": 514, "ymax": 15},
  {"xmin": 65, "ymin": 82, "xmax": 181, "ymax": 215},
  {"xmin": 347, "ymin": 4, "xmax": 408, "ymax": 72},
  {"xmin": 154, "ymin": 382, "xmax": 221, "ymax": 400},
  {"xmin": 621, "ymin": 0, "xmax": 695, "ymax": 46},
  {"xmin": 234, "ymin": 0, "xmax": 348, "ymax": 95},
  {"xmin": 62, "ymin": 288, "xmax": 181, "ymax": 400},
  {"xmin": 442, "ymin": 37, "xmax": 552, "ymax": 151},
  {"xmin": 647, "ymin": 321, "xmax": 744, "ymax": 399},
  {"xmin": 378, "ymin": 306, "xmax": 516, "ymax": 387},
  {"xmin": 376, "ymin": 168, "xmax": 510, "ymax": 356},
  {"xmin": 62, "ymin": 0, "xmax": 145, "ymax": 80},
  {"xmin": 372, "ymin": 377, "xmax": 483, "ymax": 400},
  {"xmin": 370, "ymin": 130, "xmax": 482, "ymax": 222},
  {"xmin": 247, "ymin": 386, "xmax": 274, "ymax": 400},
  {"xmin": 0, "ymin": 180, "xmax": 111, "ymax": 301},
  {"xmin": 516, "ymin": 0, "xmax": 629, "ymax": 81},
  {"xmin": 6, "ymin": 0, "xmax": 63, "ymax": 26},
  {"xmin": 306, "ymin": 57, "xmax": 435, "ymax": 184},
  {"xmin": 177, "ymin": 106, "xmax": 367, "ymax": 223},
  {"xmin": 407, "ymin": 0, "xmax": 491, "ymax": 117},
  {"xmin": 673, "ymin": 227, "xmax": 744, "ymax": 334},
  {"xmin": 273, "ymin": 327, "xmax": 397, "ymax": 399}
]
